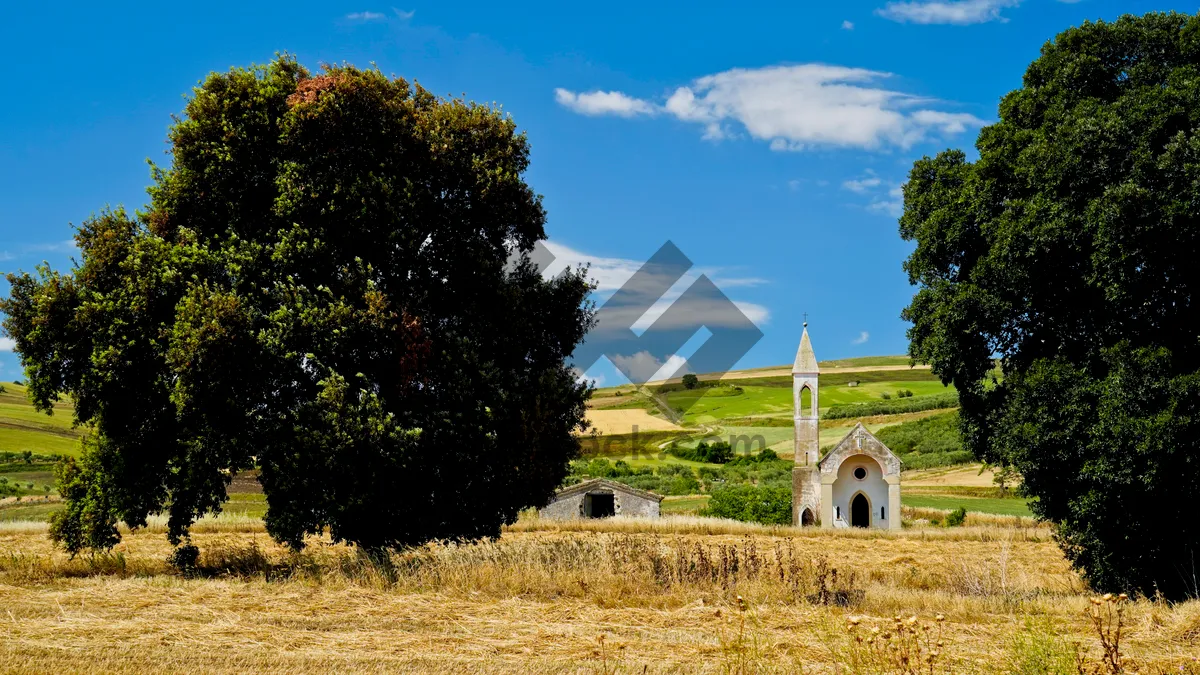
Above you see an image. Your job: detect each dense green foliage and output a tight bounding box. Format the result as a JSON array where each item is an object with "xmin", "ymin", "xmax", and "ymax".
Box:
[
  {"xmin": 702, "ymin": 485, "xmax": 792, "ymax": 525},
  {"xmin": 681, "ymin": 374, "xmax": 699, "ymax": 390},
  {"xmin": 874, "ymin": 412, "xmax": 974, "ymax": 469},
  {"xmin": 667, "ymin": 439, "xmax": 733, "ymax": 463},
  {"xmin": 900, "ymin": 13, "xmax": 1200, "ymax": 598},
  {"xmin": 824, "ymin": 392, "xmax": 959, "ymax": 419},
  {"xmin": 2, "ymin": 57, "xmax": 593, "ymax": 553}
]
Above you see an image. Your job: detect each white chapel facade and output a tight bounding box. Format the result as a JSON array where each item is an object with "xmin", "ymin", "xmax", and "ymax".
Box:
[{"xmin": 791, "ymin": 325, "xmax": 902, "ymax": 530}]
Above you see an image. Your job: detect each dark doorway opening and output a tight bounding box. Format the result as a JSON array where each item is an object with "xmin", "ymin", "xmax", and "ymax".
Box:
[
  {"xmin": 586, "ymin": 493, "xmax": 615, "ymax": 518},
  {"xmin": 801, "ymin": 508, "xmax": 815, "ymax": 526},
  {"xmin": 851, "ymin": 494, "xmax": 870, "ymax": 528}
]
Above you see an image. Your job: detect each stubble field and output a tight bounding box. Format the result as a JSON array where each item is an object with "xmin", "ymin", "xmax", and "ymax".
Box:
[{"xmin": 2, "ymin": 516, "xmax": 1198, "ymax": 674}]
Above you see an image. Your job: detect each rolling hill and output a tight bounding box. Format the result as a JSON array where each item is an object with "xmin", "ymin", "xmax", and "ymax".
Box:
[{"xmin": 0, "ymin": 382, "xmax": 82, "ymax": 457}]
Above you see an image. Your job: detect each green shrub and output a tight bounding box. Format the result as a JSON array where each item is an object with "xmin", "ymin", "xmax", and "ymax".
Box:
[
  {"xmin": 167, "ymin": 544, "xmax": 201, "ymax": 576},
  {"xmin": 665, "ymin": 473, "xmax": 701, "ymax": 495},
  {"xmin": 945, "ymin": 507, "xmax": 967, "ymax": 527},
  {"xmin": 880, "ymin": 392, "xmax": 892, "ymax": 400},
  {"xmin": 702, "ymin": 485, "xmax": 791, "ymax": 524},
  {"xmin": 681, "ymin": 373, "xmax": 699, "ymax": 389}
]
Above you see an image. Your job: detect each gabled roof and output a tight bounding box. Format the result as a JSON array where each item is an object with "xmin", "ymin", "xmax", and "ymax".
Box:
[
  {"xmin": 551, "ymin": 477, "xmax": 665, "ymax": 503},
  {"xmin": 792, "ymin": 326, "xmax": 818, "ymax": 374},
  {"xmin": 818, "ymin": 422, "xmax": 903, "ymax": 475}
]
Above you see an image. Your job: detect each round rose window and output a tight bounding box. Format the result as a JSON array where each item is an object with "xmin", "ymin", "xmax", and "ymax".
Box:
[{"xmin": 853, "ymin": 466, "xmax": 867, "ymax": 480}]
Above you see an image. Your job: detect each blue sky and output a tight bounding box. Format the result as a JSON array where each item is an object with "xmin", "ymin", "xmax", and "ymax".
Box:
[{"xmin": 0, "ymin": 0, "xmax": 1177, "ymax": 385}]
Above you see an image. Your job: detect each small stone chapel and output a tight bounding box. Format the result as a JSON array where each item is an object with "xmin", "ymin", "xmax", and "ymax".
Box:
[{"xmin": 791, "ymin": 325, "xmax": 902, "ymax": 529}]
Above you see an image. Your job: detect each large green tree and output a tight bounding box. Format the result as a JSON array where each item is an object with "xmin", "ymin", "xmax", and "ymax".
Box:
[
  {"xmin": 901, "ymin": 13, "xmax": 1200, "ymax": 599},
  {"xmin": 1, "ymin": 57, "xmax": 594, "ymax": 553}
]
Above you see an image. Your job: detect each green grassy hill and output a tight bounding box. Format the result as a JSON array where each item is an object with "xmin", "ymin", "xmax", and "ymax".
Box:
[
  {"xmin": 0, "ymin": 382, "xmax": 82, "ymax": 457},
  {"xmin": 0, "ymin": 382, "xmax": 77, "ymax": 509}
]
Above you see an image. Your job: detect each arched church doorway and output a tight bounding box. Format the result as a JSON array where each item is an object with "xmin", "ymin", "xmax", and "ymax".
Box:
[
  {"xmin": 851, "ymin": 493, "xmax": 870, "ymax": 528},
  {"xmin": 801, "ymin": 508, "xmax": 815, "ymax": 526}
]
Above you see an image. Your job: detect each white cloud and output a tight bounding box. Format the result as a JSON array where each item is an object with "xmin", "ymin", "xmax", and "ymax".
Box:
[
  {"xmin": 346, "ymin": 11, "xmax": 387, "ymax": 20},
  {"xmin": 573, "ymin": 367, "xmax": 605, "ymax": 388},
  {"xmin": 0, "ymin": 338, "xmax": 15, "ymax": 352},
  {"xmin": 25, "ymin": 239, "xmax": 77, "ymax": 254},
  {"xmin": 392, "ymin": 7, "xmax": 415, "ymax": 19},
  {"xmin": 842, "ymin": 20, "xmax": 855, "ymax": 30},
  {"xmin": 842, "ymin": 175, "xmax": 882, "ymax": 193},
  {"xmin": 852, "ymin": 331, "xmax": 870, "ymax": 345},
  {"xmin": 910, "ymin": 110, "xmax": 985, "ymax": 134},
  {"xmin": 556, "ymin": 64, "xmax": 985, "ymax": 151},
  {"xmin": 842, "ymin": 171, "xmax": 905, "ymax": 217},
  {"xmin": 541, "ymin": 241, "xmax": 764, "ymax": 295},
  {"xmin": 540, "ymin": 241, "xmax": 645, "ymax": 293},
  {"xmin": 554, "ymin": 88, "xmax": 658, "ymax": 118},
  {"xmin": 876, "ymin": 0, "xmax": 1019, "ymax": 25},
  {"xmin": 868, "ymin": 185, "xmax": 905, "ymax": 217}
]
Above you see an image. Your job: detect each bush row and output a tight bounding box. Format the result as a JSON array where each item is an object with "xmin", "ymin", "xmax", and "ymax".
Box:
[
  {"xmin": 566, "ymin": 451, "xmax": 792, "ymax": 497},
  {"xmin": 666, "ymin": 440, "xmax": 733, "ymax": 463},
  {"xmin": 823, "ymin": 391, "xmax": 959, "ymax": 419}
]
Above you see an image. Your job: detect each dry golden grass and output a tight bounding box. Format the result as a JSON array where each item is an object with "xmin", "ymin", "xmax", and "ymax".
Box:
[
  {"xmin": 584, "ymin": 409, "xmax": 683, "ymax": 435},
  {"xmin": 1, "ymin": 515, "xmax": 1197, "ymax": 674}
]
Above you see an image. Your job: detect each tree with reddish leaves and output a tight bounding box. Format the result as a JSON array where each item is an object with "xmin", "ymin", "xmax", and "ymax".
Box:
[{"xmin": 2, "ymin": 56, "xmax": 594, "ymax": 553}]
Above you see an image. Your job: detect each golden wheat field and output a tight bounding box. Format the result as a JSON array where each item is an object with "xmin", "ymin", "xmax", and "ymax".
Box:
[
  {"xmin": 585, "ymin": 409, "xmax": 683, "ymax": 435},
  {"xmin": 1, "ymin": 514, "xmax": 1198, "ymax": 674}
]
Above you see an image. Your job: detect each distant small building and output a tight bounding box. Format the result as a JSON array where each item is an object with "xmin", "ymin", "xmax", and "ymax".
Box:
[
  {"xmin": 847, "ymin": 380, "xmax": 860, "ymax": 387},
  {"xmin": 539, "ymin": 478, "xmax": 663, "ymax": 520}
]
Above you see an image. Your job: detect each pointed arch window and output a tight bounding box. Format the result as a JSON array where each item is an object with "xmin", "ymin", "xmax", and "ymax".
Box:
[{"xmin": 799, "ymin": 384, "xmax": 814, "ymax": 418}]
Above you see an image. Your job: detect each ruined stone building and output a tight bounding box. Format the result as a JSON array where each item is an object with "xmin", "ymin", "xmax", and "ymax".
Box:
[
  {"xmin": 539, "ymin": 478, "xmax": 663, "ymax": 520},
  {"xmin": 791, "ymin": 326, "xmax": 902, "ymax": 529}
]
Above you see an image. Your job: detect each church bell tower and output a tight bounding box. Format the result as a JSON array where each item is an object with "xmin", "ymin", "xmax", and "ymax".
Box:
[
  {"xmin": 793, "ymin": 323, "xmax": 819, "ymax": 465},
  {"xmin": 792, "ymin": 323, "xmax": 820, "ymax": 525}
]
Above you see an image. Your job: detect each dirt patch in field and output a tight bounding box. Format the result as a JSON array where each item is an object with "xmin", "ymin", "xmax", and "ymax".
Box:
[{"xmin": 903, "ymin": 464, "xmax": 997, "ymax": 487}]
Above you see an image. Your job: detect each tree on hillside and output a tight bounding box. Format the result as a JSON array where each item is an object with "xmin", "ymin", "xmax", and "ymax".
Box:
[
  {"xmin": 681, "ymin": 373, "xmax": 699, "ymax": 390},
  {"xmin": 1, "ymin": 56, "xmax": 595, "ymax": 553},
  {"xmin": 900, "ymin": 13, "xmax": 1200, "ymax": 599}
]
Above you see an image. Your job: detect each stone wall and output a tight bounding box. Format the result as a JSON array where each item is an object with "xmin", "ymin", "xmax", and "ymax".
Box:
[{"xmin": 792, "ymin": 466, "xmax": 821, "ymax": 526}]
